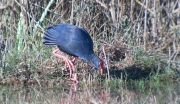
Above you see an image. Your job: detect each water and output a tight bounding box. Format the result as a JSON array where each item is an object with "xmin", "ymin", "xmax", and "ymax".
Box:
[{"xmin": 0, "ymin": 82, "xmax": 179, "ymax": 104}]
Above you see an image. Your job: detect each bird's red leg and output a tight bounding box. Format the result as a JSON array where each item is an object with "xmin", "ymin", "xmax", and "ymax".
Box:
[
  {"xmin": 64, "ymin": 57, "xmax": 76, "ymax": 76},
  {"xmin": 67, "ymin": 59, "xmax": 78, "ymax": 84},
  {"xmin": 71, "ymin": 57, "xmax": 77, "ymax": 65},
  {"xmin": 52, "ymin": 49, "xmax": 78, "ymax": 84},
  {"xmin": 70, "ymin": 57, "xmax": 78, "ymax": 84},
  {"xmin": 53, "ymin": 49, "xmax": 72, "ymax": 78}
]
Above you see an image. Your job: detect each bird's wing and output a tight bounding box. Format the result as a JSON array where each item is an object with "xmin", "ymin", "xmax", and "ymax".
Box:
[{"xmin": 55, "ymin": 25, "xmax": 93, "ymax": 59}]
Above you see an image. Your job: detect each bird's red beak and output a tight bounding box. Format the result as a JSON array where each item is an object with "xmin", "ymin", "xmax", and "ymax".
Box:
[{"xmin": 99, "ymin": 61, "xmax": 104, "ymax": 75}]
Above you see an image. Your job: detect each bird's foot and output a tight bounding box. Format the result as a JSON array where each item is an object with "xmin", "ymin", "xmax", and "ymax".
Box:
[
  {"xmin": 68, "ymin": 72, "xmax": 78, "ymax": 84},
  {"xmin": 52, "ymin": 49, "xmax": 78, "ymax": 84},
  {"xmin": 68, "ymin": 78, "xmax": 78, "ymax": 85},
  {"xmin": 70, "ymin": 78, "xmax": 78, "ymax": 84}
]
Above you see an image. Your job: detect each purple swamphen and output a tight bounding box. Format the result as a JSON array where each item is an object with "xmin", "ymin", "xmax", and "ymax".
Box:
[{"xmin": 43, "ymin": 23, "xmax": 104, "ymax": 84}]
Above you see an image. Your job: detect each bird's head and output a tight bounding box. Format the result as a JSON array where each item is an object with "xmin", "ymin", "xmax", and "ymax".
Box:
[
  {"xmin": 93, "ymin": 60, "xmax": 104, "ymax": 75},
  {"xmin": 89, "ymin": 54, "xmax": 104, "ymax": 75}
]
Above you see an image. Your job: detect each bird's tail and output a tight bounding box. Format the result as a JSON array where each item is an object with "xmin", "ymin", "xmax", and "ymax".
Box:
[{"xmin": 43, "ymin": 26, "xmax": 59, "ymax": 46}]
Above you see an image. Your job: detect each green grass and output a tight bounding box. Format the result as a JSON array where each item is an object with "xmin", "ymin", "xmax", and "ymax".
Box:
[{"xmin": 3, "ymin": 40, "xmax": 179, "ymax": 92}]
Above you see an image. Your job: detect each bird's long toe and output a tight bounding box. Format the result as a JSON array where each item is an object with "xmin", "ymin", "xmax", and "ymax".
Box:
[{"xmin": 70, "ymin": 73, "xmax": 78, "ymax": 84}]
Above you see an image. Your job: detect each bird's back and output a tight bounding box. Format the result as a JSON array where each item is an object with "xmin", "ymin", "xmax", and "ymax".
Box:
[{"xmin": 43, "ymin": 24, "xmax": 94, "ymax": 60}]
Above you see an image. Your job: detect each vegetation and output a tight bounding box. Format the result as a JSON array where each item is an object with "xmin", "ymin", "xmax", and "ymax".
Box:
[{"xmin": 0, "ymin": 0, "xmax": 180, "ymax": 103}]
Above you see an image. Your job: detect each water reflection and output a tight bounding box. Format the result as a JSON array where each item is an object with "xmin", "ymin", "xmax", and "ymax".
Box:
[
  {"xmin": 60, "ymin": 84, "xmax": 110, "ymax": 104},
  {"xmin": 0, "ymin": 83, "xmax": 179, "ymax": 104}
]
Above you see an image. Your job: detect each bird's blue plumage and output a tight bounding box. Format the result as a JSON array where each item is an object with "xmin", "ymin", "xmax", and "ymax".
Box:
[{"xmin": 43, "ymin": 24, "xmax": 101, "ymax": 69}]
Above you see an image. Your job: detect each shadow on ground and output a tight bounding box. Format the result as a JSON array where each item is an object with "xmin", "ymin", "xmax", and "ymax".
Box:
[{"xmin": 104, "ymin": 64, "xmax": 153, "ymax": 80}]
